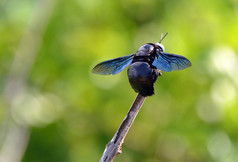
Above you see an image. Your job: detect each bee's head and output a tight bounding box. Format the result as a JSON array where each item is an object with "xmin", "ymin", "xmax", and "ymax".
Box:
[{"xmin": 155, "ymin": 43, "xmax": 165, "ymax": 52}]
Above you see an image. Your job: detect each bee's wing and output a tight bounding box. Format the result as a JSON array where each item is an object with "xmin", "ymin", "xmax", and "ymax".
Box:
[
  {"xmin": 92, "ymin": 54, "xmax": 134, "ymax": 75},
  {"xmin": 152, "ymin": 52, "xmax": 192, "ymax": 72}
]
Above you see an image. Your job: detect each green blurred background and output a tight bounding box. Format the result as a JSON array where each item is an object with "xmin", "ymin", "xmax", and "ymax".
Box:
[{"xmin": 0, "ymin": 0, "xmax": 238, "ymax": 161}]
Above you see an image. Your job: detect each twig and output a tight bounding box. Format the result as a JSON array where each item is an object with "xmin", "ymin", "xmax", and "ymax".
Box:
[{"xmin": 100, "ymin": 93, "xmax": 146, "ymax": 162}]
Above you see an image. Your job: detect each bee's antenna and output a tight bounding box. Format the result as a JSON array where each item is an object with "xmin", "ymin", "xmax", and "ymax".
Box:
[{"xmin": 159, "ymin": 32, "xmax": 168, "ymax": 43}]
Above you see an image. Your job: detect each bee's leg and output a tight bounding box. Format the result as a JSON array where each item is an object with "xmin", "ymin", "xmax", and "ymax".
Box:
[
  {"xmin": 156, "ymin": 69, "xmax": 162, "ymax": 76},
  {"xmin": 152, "ymin": 68, "xmax": 162, "ymax": 82}
]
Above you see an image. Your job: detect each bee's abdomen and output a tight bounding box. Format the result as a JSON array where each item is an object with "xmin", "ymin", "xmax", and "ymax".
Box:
[{"xmin": 127, "ymin": 62, "xmax": 155, "ymax": 96}]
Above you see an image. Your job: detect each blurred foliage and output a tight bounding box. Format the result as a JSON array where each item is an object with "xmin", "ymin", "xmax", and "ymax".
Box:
[{"xmin": 0, "ymin": 0, "xmax": 238, "ymax": 161}]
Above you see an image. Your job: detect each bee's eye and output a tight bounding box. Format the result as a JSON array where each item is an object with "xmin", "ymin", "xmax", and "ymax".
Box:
[
  {"xmin": 156, "ymin": 47, "xmax": 163, "ymax": 52},
  {"xmin": 155, "ymin": 43, "xmax": 165, "ymax": 52}
]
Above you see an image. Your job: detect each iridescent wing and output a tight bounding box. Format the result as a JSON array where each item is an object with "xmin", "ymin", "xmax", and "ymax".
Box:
[
  {"xmin": 152, "ymin": 52, "xmax": 192, "ymax": 72},
  {"xmin": 92, "ymin": 54, "xmax": 134, "ymax": 75}
]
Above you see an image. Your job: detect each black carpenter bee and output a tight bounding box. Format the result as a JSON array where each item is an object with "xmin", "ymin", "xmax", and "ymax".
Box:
[{"xmin": 92, "ymin": 33, "xmax": 192, "ymax": 96}]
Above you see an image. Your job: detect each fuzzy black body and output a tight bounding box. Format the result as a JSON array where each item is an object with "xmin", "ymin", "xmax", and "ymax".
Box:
[
  {"xmin": 128, "ymin": 62, "xmax": 159, "ymax": 96},
  {"xmin": 127, "ymin": 44, "xmax": 160, "ymax": 96}
]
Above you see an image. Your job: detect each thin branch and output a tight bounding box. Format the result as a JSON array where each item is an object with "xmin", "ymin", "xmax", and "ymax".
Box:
[{"xmin": 100, "ymin": 94, "xmax": 146, "ymax": 162}]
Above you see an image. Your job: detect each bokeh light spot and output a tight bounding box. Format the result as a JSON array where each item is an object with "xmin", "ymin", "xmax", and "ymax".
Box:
[
  {"xmin": 207, "ymin": 132, "xmax": 232, "ymax": 160},
  {"xmin": 211, "ymin": 78, "xmax": 236, "ymax": 106},
  {"xmin": 12, "ymin": 91, "xmax": 64, "ymax": 127},
  {"xmin": 196, "ymin": 94, "xmax": 222, "ymax": 123}
]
